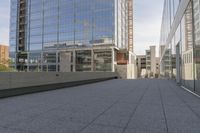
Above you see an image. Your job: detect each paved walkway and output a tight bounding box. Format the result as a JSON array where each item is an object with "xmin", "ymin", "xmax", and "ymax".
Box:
[{"xmin": 0, "ymin": 79, "xmax": 200, "ymax": 133}]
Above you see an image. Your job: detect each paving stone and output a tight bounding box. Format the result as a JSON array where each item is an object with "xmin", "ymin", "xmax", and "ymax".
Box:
[
  {"xmin": 0, "ymin": 79, "xmax": 199, "ymax": 133},
  {"xmin": 81, "ymin": 124, "xmax": 123, "ymax": 133},
  {"xmin": 93, "ymin": 114, "xmax": 129, "ymax": 128},
  {"xmin": 126, "ymin": 104, "xmax": 167, "ymax": 132},
  {"xmin": 124, "ymin": 127, "xmax": 167, "ymax": 133},
  {"xmin": 0, "ymin": 127, "xmax": 31, "ymax": 133}
]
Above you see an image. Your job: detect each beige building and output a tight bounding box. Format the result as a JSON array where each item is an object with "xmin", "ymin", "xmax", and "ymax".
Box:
[
  {"xmin": 116, "ymin": 49, "xmax": 137, "ymax": 79},
  {"xmin": 146, "ymin": 46, "xmax": 156, "ymax": 77},
  {"xmin": 156, "ymin": 57, "xmax": 160, "ymax": 76},
  {"xmin": 136, "ymin": 45, "xmax": 160, "ymax": 78},
  {"xmin": 136, "ymin": 55, "xmax": 146, "ymax": 77},
  {"xmin": 0, "ymin": 44, "xmax": 9, "ymax": 66}
]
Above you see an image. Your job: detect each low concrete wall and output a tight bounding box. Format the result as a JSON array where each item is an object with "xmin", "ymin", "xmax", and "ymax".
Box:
[
  {"xmin": 116, "ymin": 64, "xmax": 137, "ymax": 79},
  {"xmin": 0, "ymin": 72, "xmax": 118, "ymax": 98}
]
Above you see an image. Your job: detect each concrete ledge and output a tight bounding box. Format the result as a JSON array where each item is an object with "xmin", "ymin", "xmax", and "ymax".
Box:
[{"xmin": 0, "ymin": 72, "xmax": 118, "ymax": 98}]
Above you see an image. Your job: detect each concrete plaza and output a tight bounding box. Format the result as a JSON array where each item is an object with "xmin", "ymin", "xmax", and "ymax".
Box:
[{"xmin": 0, "ymin": 79, "xmax": 200, "ymax": 133}]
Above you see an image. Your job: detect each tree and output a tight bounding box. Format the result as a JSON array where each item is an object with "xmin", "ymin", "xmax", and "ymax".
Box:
[
  {"xmin": 0, "ymin": 59, "xmax": 16, "ymax": 72},
  {"xmin": 0, "ymin": 64, "xmax": 11, "ymax": 72}
]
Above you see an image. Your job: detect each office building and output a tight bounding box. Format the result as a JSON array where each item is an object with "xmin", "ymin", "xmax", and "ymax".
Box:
[
  {"xmin": 160, "ymin": 0, "xmax": 200, "ymax": 94},
  {"xmin": 0, "ymin": 44, "xmax": 9, "ymax": 66},
  {"xmin": 10, "ymin": 0, "xmax": 136, "ymax": 78},
  {"xmin": 156, "ymin": 57, "xmax": 160, "ymax": 76},
  {"xmin": 136, "ymin": 55, "xmax": 146, "ymax": 77},
  {"xmin": 146, "ymin": 46, "xmax": 156, "ymax": 77},
  {"xmin": 136, "ymin": 45, "xmax": 159, "ymax": 78}
]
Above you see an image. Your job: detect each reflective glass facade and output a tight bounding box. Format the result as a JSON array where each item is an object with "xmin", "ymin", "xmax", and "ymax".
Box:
[
  {"xmin": 10, "ymin": 0, "xmax": 132, "ymax": 72},
  {"xmin": 9, "ymin": 0, "xmax": 18, "ymax": 67},
  {"xmin": 160, "ymin": 0, "xmax": 200, "ymax": 94},
  {"xmin": 27, "ymin": 0, "xmax": 115, "ymax": 51}
]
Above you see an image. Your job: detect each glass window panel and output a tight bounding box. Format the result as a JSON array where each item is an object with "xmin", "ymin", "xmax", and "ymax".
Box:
[
  {"xmin": 43, "ymin": 52, "xmax": 57, "ymax": 63},
  {"xmin": 30, "ymin": 43, "xmax": 42, "ymax": 51}
]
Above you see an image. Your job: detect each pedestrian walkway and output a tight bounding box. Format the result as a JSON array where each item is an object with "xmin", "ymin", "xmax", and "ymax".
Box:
[{"xmin": 0, "ymin": 79, "xmax": 200, "ymax": 133}]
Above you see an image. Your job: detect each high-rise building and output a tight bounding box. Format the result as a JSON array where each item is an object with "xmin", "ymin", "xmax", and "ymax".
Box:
[
  {"xmin": 136, "ymin": 55, "xmax": 146, "ymax": 77},
  {"xmin": 10, "ymin": 0, "xmax": 135, "ymax": 78},
  {"xmin": 159, "ymin": 45, "xmax": 165, "ymax": 60},
  {"xmin": 0, "ymin": 44, "xmax": 9, "ymax": 67},
  {"xmin": 160, "ymin": 0, "xmax": 200, "ymax": 94}
]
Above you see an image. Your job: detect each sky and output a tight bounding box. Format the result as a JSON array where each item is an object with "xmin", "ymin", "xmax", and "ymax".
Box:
[
  {"xmin": 0, "ymin": 0, "xmax": 10, "ymax": 45},
  {"xmin": 0, "ymin": 0, "xmax": 164, "ymax": 55},
  {"xmin": 135, "ymin": 0, "xmax": 164, "ymax": 55}
]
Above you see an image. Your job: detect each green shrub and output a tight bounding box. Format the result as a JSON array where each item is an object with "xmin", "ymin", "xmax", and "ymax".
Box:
[{"xmin": 0, "ymin": 64, "xmax": 15, "ymax": 72}]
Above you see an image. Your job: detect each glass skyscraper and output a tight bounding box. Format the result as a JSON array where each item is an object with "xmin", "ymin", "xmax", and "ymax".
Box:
[
  {"xmin": 160, "ymin": 0, "xmax": 200, "ymax": 94},
  {"xmin": 10, "ymin": 0, "xmax": 134, "ymax": 74}
]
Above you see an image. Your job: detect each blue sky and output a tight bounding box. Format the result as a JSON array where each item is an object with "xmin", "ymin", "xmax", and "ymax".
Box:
[
  {"xmin": 0, "ymin": 0, "xmax": 164, "ymax": 55},
  {"xmin": 0, "ymin": 0, "xmax": 9, "ymax": 45}
]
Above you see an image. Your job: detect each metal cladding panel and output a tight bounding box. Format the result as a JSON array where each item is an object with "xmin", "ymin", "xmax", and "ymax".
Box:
[{"xmin": 166, "ymin": 0, "xmax": 190, "ymax": 45}]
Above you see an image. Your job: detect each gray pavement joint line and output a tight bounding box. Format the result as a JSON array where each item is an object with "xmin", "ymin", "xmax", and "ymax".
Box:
[
  {"xmin": 121, "ymin": 82, "xmax": 150, "ymax": 133},
  {"xmin": 157, "ymin": 80, "xmax": 169, "ymax": 133},
  {"xmin": 0, "ymin": 125, "xmax": 36, "ymax": 133},
  {"xmin": 91, "ymin": 122, "xmax": 124, "ymax": 129},
  {"xmin": 168, "ymin": 81, "xmax": 200, "ymax": 121},
  {"xmin": 79, "ymin": 99, "xmax": 121, "ymax": 132},
  {"xmin": 79, "ymin": 80, "xmax": 146, "ymax": 133}
]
